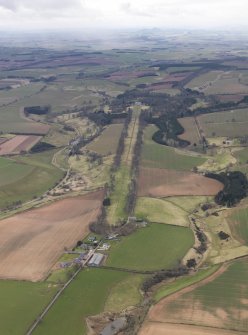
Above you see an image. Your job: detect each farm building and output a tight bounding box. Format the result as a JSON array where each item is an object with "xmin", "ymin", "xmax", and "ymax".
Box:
[
  {"xmin": 88, "ymin": 253, "xmax": 104, "ymax": 267},
  {"xmin": 106, "ymin": 233, "xmax": 119, "ymax": 240},
  {"xmin": 98, "ymin": 243, "xmax": 110, "ymax": 251}
]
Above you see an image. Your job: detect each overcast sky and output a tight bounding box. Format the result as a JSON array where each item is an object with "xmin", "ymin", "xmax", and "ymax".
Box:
[{"xmin": 0, "ymin": 0, "xmax": 247, "ymax": 31}]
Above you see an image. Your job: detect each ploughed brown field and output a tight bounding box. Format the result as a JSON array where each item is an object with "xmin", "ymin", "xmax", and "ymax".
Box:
[
  {"xmin": 139, "ymin": 322, "xmax": 243, "ymax": 335},
  {"xmin": 138, "ymin": 167, "xmax": 223, "ymax": 197},
  {"xmin": 215, "ymin": 94, "xmax": 245, "ymax": 103},
  {"xmin": 162, "ymin": 73, "xmax": 191, "ymax": 83},
  {"xmin": 0, "ymin": 135, "xmax": 42, "ymax": 155},
  {"xmin": 177, "ymin": 117, "xmax": 201, "ymax": 145},
  {"xmin": 148, "ymin": 82, "xmax": 174, "ymax": 90},
  {"xmin": 0, "ymin": 190, "xmax": 104, "ymax": 281}
]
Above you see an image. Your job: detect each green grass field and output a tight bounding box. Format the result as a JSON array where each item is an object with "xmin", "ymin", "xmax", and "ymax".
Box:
[
  {"xmin": 0, "ymin": 82, "xmax": 44, "ymax": 100},
  {"xmin": 199, "ymin": 108, "xmax": 248, "ymax": 124},
  {"xmin": 33, "ymin": 269, "xmax": 129, "ymax": 335},
  {"xmin": 233, "ymin": 147, "xmax": 248, "ymax": 164},
  {"xmin": 0, "ymin": 157, "xmax": 34, "ymax": 187},
  {"xmin": 106, "ymin": 223, "xmax": 194, "ymax": 271},
  {"xmin": 0, "ymin": 150, "xmax": 64, "ymax": 208},
  {"xmin": 135, "ymin": 197, "xmax": 189, "ymax": 226},
  {"xmin": 0, "ymin": 79, "xmax": 102, "ymax": 133},
  {"xmin": 229, "ymin": 207, "xmax": 248, "ymax": 245},
  {"xmin": 201, "ymin": 122, "xmax": 248, "ymax": 138},
  {"xmin": 44, "ymin": 124, "xmax": 78, "ymax": 147},
  {"xmin": 186, "ymin": 70, "xmax": 248, "ymax": 95},
  {"xmin": 141, "ymin": 125, "xmax": 205, "ymax": 170},
  {"xmin": 106, "ymin": 108, "xmax": 140, "ymax": 224},
  {"xmin": 164, "ymin": 260, "xmax": 248, "ymax": 332},
  {"xmin": 0, "ymin": 280, "xmax": 57, "ymax": 335},
  {"xmin": 205, "ymin": 75, "xmax": 248, "ymax": 95},
  {"xmin": 107, "ymin": 164, "xmax": 130, "ymax": 224},
  {"xmin": 87, "ymin": 124, "xmax": 123, "ymax": 155},
  {"xmin": 154, "ymin": 265, "xmax": 220, "ymax": 303},
  {"xmin": 20, "ymin": 85, "xmax": 95, "ymax": 114},
  {"xmin": 166, "ymin": 196, "xmax": 211, "ymax": 213},
  {"xmin": 0, "ymin": 82, "xmax": 52, "ymax": 134},
  {"xmin": 186, "ymin": 70, "xmax": 222, "ymax": 89},
  {"xmin": 0, "ymin": 104, "xmax": 49, "ymax": 134},
  {"xmin": 83, "ymin": 78, "xmax": 127, "ymax": 97},
  {"xmin": 104, "ymin": 274, "xmax": 145, "ymax": 312}
]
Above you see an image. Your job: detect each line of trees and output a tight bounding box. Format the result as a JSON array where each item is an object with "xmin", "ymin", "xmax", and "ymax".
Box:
[
  {"xmin": 142, "ymin": 266, "xmax": 189, "ymax": 293},
  {"xmin": 125, "ymin": 111, "xmax": 147, "ymax": 214},
  {"xmin": 112, "ymin": 109, "xmax": 132, "ymax": 170}
]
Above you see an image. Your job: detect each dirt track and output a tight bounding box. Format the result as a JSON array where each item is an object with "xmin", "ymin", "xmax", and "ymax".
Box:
[
  {"xmin": 139, "ymin": 322, "xmax": 244, "ymax": 335},
  {"xmin": 138, "ymin": 167, "xmax": 223, "ymax": 197},
  {"xmin": 0, "ymin": 190, "xmax": 104, "ymax": 281}
]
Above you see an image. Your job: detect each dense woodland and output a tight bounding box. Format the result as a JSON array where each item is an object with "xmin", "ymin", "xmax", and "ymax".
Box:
[
  {"xmin": 206, "ymin": 171, "xmax": 248, "ymax": 207},
  {"xmin": 24, "ymin": 105, "xmax": 51, "ymax": 115}
]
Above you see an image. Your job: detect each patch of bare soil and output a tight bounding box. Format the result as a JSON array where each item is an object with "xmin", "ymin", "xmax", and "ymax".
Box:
[{"xmin": 215, "ymin": 94, "xmax": 244, "ymax": 103}]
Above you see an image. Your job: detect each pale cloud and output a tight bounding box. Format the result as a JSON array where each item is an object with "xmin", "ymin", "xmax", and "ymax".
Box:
[
  {"xmin": 120, "ymin": 2, "xmax": 154, "ymax": 17},
  {"xmin": 0, "ymin": 0, "xmax": 247, "ymax": 30},
  {"xmin": 0, "ymin": 0, "xmax": 82, "ymax": 12}
]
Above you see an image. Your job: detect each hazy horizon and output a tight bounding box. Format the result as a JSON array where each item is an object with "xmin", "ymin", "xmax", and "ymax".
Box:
[{"xmin": 0, "ymin": 0, "xmax": 247, "ymax": 31}]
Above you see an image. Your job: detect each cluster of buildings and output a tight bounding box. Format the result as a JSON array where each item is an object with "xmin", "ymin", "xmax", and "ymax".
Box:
[{"xmin": 60, "ymin": 236, "xmax": 111, "ymax": 269}]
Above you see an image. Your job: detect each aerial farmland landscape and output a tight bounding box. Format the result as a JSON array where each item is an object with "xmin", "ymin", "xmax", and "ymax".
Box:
[{"xmin": 0, "ymin": 1, "xmax": 248, "ymax": 335}]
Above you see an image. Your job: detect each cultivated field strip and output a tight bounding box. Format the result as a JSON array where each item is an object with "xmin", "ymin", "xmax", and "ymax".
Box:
[
  {"xmin": 0, "ymin": 190, "xmax": 104, "ymax": 281},
  {"xmin": 0, "ymin": 135, "xmax": 42, "ymax": 155},
  {"xmin": 138, "ymin": 167, "xmax": 223, "ymax": 198}
]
